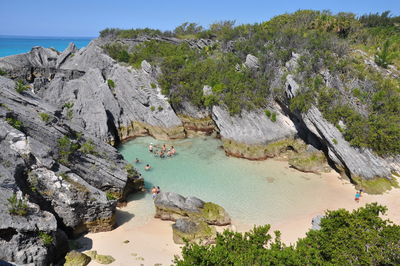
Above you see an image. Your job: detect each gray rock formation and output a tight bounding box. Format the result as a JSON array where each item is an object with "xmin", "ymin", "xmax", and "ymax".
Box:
[
  {"xmin": 244, "ymin": 54, "xmax": 259, "ymax": 69},
  {"xmin": 172, "ymin": 218, "xmax": 216, "ymax": 244},
  {"xmin": 0, "ymin": 76, "xmax": 143, "ymax": 264},
  {"xmin": 0, "ymin": 39, "xmax": 185, "ymax": 144},
  {"xmin": 302, "ymin": 106, "xmax": 395, "ymax": 179},
  {"xmin": 154, "ymin": 191, "xmax": 231, "ymax": 226},
  {"xmin": 212, "ymin": 105, "xmax": 298, "ymax": 159}
]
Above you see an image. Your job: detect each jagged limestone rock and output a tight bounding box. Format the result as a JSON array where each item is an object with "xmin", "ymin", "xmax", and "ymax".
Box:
[{"xmin": 0, "ymin": 75, "xmax": 143, "ymax": 263}]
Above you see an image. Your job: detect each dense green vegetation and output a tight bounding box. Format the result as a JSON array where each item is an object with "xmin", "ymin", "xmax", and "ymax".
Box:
[
  {"xmin": 101, "ymin": 10, "xmax": 400, "ymax": 155},
  {"xmin": 175, "ymin": 203, "xmax": 400, "ymax": 265}
]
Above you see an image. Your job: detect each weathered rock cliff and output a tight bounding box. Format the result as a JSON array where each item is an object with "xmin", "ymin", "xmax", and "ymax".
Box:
[{"xmin": 0, "ymin": 76, "xmax": 143, "ymax": 264}]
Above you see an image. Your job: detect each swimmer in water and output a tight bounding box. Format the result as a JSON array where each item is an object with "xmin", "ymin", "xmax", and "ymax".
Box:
[
  {"xmin": 149, "ymin": 143, "xmax": 153, "ymax": 152},
  {"xmin": 144, "ymin": 164, "xmax": 151, "ymax": 171}
]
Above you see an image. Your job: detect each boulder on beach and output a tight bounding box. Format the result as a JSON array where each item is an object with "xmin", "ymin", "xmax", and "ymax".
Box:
[
  {"xmin": 64, "ymin": 251, "xmax": 91, "ymax": 266},
  {"xmin": 154, "ymin": 191, "xmax": 231, "ymax": 225},
  {"xmin": 172, "ymin": 218, "xmax": 216, "ymax": 244}
]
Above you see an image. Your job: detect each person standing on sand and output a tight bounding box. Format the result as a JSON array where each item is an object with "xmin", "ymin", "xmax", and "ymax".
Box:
[{"xmin": 355, "ymin": 191, "xmax": 361, "ymax": 202}]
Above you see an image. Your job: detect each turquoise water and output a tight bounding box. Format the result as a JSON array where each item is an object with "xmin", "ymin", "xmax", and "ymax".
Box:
[
  {"xmin": 119, "ymin": 136, "xmax": 335, "ymax": 227},
  {"xmin": 0, "ymin": 36, "xmax": 93, "ymax": 57}
]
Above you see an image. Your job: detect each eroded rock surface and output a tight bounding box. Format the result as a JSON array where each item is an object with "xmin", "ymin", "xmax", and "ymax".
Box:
[{"xmin": 0, "ymin": 76, "xmax": 143, "ymax": 264}]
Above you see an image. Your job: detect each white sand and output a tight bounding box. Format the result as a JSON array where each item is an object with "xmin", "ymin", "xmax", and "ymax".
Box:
[{"xmin": 81, "ymin": 168, "xmax": 400, "ymax": 266}]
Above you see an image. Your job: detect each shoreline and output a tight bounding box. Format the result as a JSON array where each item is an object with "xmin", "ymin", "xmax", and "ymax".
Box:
[{"xmin": 81, "ymin": 163, "xmax": 400, "ymax": 265}]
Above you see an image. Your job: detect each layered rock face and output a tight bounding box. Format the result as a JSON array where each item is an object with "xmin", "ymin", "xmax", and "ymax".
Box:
[
  {"xmin": 0, "ymin": 41, "xmax": 185, "ymax": 145},
  {"xmin": 0, "ymin": 77, "xmax": 143, "ymax": 264}
]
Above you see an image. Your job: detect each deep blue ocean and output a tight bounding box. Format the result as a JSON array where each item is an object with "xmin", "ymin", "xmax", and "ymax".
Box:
[{"xmin": 0, "ymin": 36, "xmax": 93, "ymax": 57}]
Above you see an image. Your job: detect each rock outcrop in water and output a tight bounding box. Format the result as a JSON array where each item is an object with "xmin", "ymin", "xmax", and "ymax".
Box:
[
  {"xmin": 0, "ymin": 76, "xmax": 143, "ymax": 264},
  {"xmin": 154, "ymin": 191, "xmax": 230, "ymax": 244}
]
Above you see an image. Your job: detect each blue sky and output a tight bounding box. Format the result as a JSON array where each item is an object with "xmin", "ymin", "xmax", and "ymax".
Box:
[{"xmin": 0, "ymin": 0, "xmax": 399, "ymax": 37}]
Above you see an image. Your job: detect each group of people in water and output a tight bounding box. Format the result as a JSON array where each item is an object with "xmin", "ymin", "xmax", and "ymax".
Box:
[
  {"xmin": 148, "ymin": 143, "xmax": 176, "ymax": 158},
  {"xmin": 133, "ymin": 142, "xmax": 178, "ymax": 200},
  {"xmin": 133, "ymin": 143, "xmax": 178, "ymax": 171}
]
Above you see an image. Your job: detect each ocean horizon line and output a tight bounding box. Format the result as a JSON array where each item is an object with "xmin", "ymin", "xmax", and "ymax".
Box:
[{"xmin": 0, "ymin": 34, "xmax": 96, "ymax": 39}]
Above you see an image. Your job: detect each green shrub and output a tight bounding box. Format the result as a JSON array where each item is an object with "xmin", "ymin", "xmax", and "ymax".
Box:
[
  {"xmin": 79, "ymin": 140, "xmax": 96, "ymax": 155},
  {"xmin": 67, "ymin": 109, "xmax": 73, "ymax": 120},
  {"xmin": 150, "ymin": 106, "xmax": 155, "ymax": 111},
  {"xmin": 8, "ymin": 193, "xmax": 28, "ymax": 216},
  {"xmin": 271, "ymin": 112, "xmax": 277, "ymax": 122},
  {"xmin": 158, "ymin": 106, "xmax": 163, "ymax": 111},
  {"xmin": 150, "ymin": 83, "xmax": 157, "ymax": 89},
  {"xmin": 107, "ymin": 79, "xmax": 116, "ymax": 88},
  {"xmin": 106, "ymin": 192, "xmax": 117, "ymax": 201},
  {"xmin": 15, "ymin": 81, "xmax": 28, "ymax": 94},
  {"xmin": 0, "ymin": 69, "xmax": 6, "ymax": 76},
  {"xmin": 39, "ymin": 112, "xmax": 51, "ymax": 123},
  {"xmin": 332, "ymin": 138, "xmax": 338, "ymax": 144},
  {"xmin": 63, "ymin": 102, "xmax": 74, "ymax": 109},
  {"xmin": 175, "ymin": 203, "xmax": 400, "ymax": 265},
  {"xmin": 38, "ymin": 232, "xmax": 53, "ymax": 245},
  {"xmin": 6, "ymin": 117, "xmax": 23, "ymax": 130},
  {"xmin": 57, "ymin": 136, "xmax": 79, "ymax": 165},
  {"xmin": 125, "ymin": 163, "xmax": 137, "ymax": 179},
  {"xmin": 264, "ymin": 109, "xmax": 272, "ymax": 117},
  {"xmin": 375, "ymin": 40, "xmax": 393, "ymax": 68}
]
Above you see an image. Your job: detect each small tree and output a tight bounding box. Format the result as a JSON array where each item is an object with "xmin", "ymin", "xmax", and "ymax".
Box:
[
  {"xmin": 375, "ymin": 40, "xmax": 393, "ymax": 68},
  {"xmin": 15, "ymin": 81, "xmax": 28, "ymax": 94}
]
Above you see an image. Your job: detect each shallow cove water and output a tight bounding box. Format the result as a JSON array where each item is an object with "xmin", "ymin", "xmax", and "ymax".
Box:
[{"xmin": 119, "ymin": 136, "xmax": 335, "ymax": 227}]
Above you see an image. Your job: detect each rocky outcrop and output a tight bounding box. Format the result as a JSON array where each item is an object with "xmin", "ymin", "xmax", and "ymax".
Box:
[
  {"xmin": 64, "ymin": 251, "xmax": 91, "ymax": 266},
  {"xmin": 176, "ymin": 102, "xmax": 217, "ymax": 137},
  {"xmin": 0, "ymin": 76, "xmax": 143, "ymax": 264},
  {"xmin": 212, "ymin": 105, "xmax": 298, "ymax": 159},
  {"xmin": 154, "ymin": 192, "xmax": 230, "ymax": 244},
  {"xmin": 288, "ymin": 145, "xmax": 331, "ymax": 173},
  {"xmin": 280, "ymin": 57, "xmax": 400, "ymax": 189},
  {"xmin": 154, "ymin": 192, "xmax": 231, "ymax": 226},
  {"xmin": 172, "ymin": 218, "xmax": 216, "ymax": 244},
  {"xmin": 0, "ymin": 39, "xmax": 186, "ymax": 144}
]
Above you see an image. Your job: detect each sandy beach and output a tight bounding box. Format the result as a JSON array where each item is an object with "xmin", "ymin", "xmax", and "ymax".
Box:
[{"xmin": 81, "ymin": 169, "xmax": 400, "ymax": 266}]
